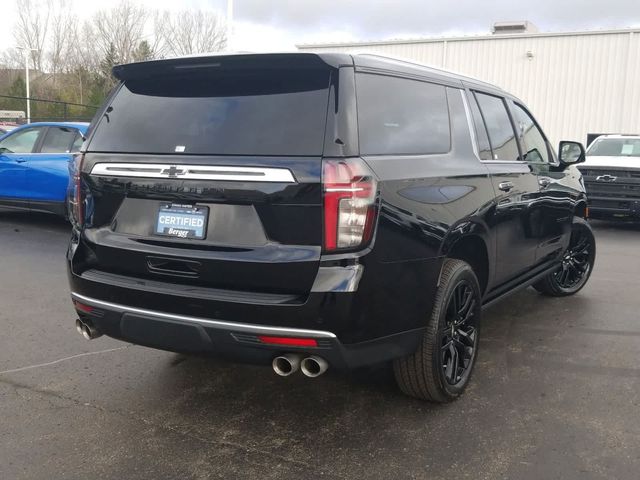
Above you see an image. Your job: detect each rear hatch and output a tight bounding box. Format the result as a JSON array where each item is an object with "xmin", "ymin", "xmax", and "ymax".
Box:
[{"xmin": 77, "ymin": 54, "xmax": 334, "ymax": 295}]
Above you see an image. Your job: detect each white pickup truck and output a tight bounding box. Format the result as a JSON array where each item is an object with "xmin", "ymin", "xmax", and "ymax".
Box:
[{"xmin": 578, "ymin": 135, "xmax": 640, "ymax": 220}]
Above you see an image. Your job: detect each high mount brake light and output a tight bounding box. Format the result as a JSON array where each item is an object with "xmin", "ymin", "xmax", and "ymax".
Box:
[{"xmin": 322, "ymin": 158, "xmax": 377, "ymax": 252}]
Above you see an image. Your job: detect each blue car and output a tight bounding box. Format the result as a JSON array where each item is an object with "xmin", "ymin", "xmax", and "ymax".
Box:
[{"xmin": 0, "ymin": 122, "xmax": 89, "ymax": 217}]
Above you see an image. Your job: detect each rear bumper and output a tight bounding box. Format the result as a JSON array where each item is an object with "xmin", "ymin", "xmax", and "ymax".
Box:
[
  {"xmin": 67, "ymin": 228, "xmax": 442, "ymax": 369},
  {"xmin": 70, "ymin": 291, "xmax": 424, "ymax": 370}
]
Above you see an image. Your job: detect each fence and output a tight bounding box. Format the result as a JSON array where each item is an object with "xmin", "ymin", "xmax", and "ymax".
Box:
[{"xmin": 0, "ymin": 95, "xmax": 99, "ymax": 124}]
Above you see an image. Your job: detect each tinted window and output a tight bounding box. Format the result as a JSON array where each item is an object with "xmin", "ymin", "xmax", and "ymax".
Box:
[
  {"xmin": 468, "ymin": 93, "xmax": 493, "ymax": 160},
  {"xmin": 474, "ymin": 92, "xmax": 520, "ymax": 161},
  {"xmin": 512, "ymin": 104, "xmax": 550, "ymax": 163},
  {"xmin": 88, "ymin": 69, "xmax": 331, "ymax": 156},
  {"xmin": 40, "ymin": 126, "xmax": 78, "ymax": 153},
  {"xmin": 0, "ymin": 127, "xmax": 42, "ymax": 154},
  {"xmin": 356, "ymin": 74, "xmax": 450, "ymax": 155}
]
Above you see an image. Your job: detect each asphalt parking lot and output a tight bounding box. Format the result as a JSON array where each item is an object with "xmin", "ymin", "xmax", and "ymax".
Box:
[{"xmin": 1, "ymin": 211, "xmax": 639, "ymax": 480}]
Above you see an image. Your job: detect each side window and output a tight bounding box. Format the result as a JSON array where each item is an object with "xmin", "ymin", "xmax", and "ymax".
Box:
[
  {"xmin": 356, "ymin": 73, "xmax": 451, "ymax": 155},
  {"xmin": 467, "ymin": 92, "xmax": 493, "ymax": 160},
  {"xmin": 39, "ymin": 127, "xmax": 78, "ymax": 153},
  {"xmin": 511, "ymin": 104, "xmax": 550, "ymax": 163},
  {"xmin": 71, "ymin": 132, "xmax": 84, "ymax": 152},
  {"xmin": 474, "ymin": 92, "xmax": 520, "ymax": 161},
  {"xmin": 0, "ymin": 127, "xmax": 42, "ymax": 154}
]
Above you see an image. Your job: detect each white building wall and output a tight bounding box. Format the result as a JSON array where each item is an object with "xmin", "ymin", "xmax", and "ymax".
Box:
[{"xmin": 299, "ymin": 30, "xmax": 640, "ymax": 146}]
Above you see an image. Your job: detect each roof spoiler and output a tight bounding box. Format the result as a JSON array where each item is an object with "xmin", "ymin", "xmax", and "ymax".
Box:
[{"xmin": 112, "ymin": 53, "xmax": 350, "ymax": 81}]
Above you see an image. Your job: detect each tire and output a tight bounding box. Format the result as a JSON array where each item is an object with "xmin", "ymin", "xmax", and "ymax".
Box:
[
  {"xmin": 533, "ymin": 217, "xmax": 596, "ymax": 297},
  {"xmin": 393, "ymin": 259, "xmax": 482, "ymax": 403}
]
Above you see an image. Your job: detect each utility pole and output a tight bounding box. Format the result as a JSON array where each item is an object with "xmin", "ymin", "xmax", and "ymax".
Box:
[
  {"xmin": 227, "ymin": 0, "xmax": 234, "ymax": 52},
  {"xmin": 16, "ymin": 46, "xmax": 38, "ymax": 124}
]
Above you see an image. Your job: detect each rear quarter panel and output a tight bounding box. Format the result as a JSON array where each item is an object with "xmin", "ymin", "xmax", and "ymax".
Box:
[{"xmin": 350, "ymin": 86, "xmax": 497, "ymax": 340}]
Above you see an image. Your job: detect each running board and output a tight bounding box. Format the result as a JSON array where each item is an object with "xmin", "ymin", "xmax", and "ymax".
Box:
[{"xmin": 481, "ymin": 261, "xmax": 560, "ymax": 311}]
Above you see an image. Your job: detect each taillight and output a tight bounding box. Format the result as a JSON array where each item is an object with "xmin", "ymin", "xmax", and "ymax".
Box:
[
  {"xmin": 322, "ymin": 158, "xmax": 378, "ymax": 252},
  {"xmin": 69, "ymin": 153, "xmax": 85, "ymax": 228}
]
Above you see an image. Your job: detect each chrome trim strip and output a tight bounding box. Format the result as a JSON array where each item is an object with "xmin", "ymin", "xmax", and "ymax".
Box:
[
  {"xmin": 460, "ymin": 89, "xmax": 482, "ymax": 161},
  {"xmin": 90, "ymin": 163, "xmax": 297, "ymax": 183},
  {"xmin": 71, "ymin": 292, "xmax": 337, "ymax": 339}
]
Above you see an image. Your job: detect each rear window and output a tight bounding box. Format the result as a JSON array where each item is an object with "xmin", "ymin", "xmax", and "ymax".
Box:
[
  {"xmin": 88, "ymin": 69, "xmax": 331, "ymax": 156},
  {"xmin": 356, "ymin": 73, "xmax": 451, "ymax": 156}
]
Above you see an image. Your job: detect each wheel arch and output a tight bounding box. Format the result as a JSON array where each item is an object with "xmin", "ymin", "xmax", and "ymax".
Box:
[{"xmin": 439, "ymin": 221, "xmax": 492, "ymax": 296}]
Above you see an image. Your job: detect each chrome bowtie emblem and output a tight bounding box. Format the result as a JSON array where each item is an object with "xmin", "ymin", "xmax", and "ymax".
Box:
[
  {"xmin": 596, "ymin": 174, "xmax": 617, "ymax": 182},
  {"xmin": 161, "ymin": 166, "xmax": 187, "ymax": 178}
]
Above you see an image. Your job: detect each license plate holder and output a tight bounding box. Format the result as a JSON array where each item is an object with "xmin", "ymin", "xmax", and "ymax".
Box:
[{"xmin": 155, "ymin": 204, "xmax": 208, "ymax": 240}]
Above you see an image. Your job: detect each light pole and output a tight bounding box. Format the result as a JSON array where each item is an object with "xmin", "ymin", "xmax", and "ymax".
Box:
[
  {"xmin": 226, "ymin": 0, "xmax": 234, "ymax": 52},
  {"xmin": 16, "ymin": 46, "xmax": 38, "ymax": 124}
]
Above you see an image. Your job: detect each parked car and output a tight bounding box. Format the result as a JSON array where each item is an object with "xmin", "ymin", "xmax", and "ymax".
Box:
[
  {"xmin": 67, "ymin": 53, "xmax": 595, "ymax": 402},
  {"xmin": 578, "ymin": 135, "xmax": 640, "ymax": 220},
  {"xmin": 0, "ymin": 121, "xmax": 89, "ymax": 217}
]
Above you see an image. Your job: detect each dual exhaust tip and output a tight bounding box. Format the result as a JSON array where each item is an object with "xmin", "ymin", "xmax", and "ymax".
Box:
[
  {"xmin": 272, "ymin": 354, "xmax": 328, "ymax": 378},
  {"xmin": 75, "ymin": 318, "xmax": 327, "ymax": 378},
  {"xmin": 75, "ymin": 318, "xmax": 102, "ymax": 340}
]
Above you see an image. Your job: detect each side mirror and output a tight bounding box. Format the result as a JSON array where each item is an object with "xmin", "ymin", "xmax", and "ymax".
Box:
[{"xmin": 558, "ymin": 141, "xmax": 586, "ymax": 167}]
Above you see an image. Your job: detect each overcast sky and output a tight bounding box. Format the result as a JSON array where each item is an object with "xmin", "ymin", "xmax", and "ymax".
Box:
[{"xmin": 2, "ymin": 0, "xmax": 640, "ymax": 52}]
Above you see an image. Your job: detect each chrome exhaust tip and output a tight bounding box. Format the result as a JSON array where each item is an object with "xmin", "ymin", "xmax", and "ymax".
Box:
[
  {"xmin": 272, "ymin": 354, "xmax": 301, "ymax": 377},
  {"xmin": 300, "ymin": 356, "xmax": 328, "ymax": 378},
  {"xmin": 76, "ymin": 319, "xmax": 102, "ymax": 340}
]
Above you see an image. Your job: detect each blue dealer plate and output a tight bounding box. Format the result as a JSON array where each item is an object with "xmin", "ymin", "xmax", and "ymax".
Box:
[{"xmin": 155, "ymin": 204, "xmax": 208, "ymax": 239}]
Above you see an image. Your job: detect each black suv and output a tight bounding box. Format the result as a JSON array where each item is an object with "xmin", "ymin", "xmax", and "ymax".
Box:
[{"xmin": 67, "ymin": 53, "xmax": 595, "ymax": 402}]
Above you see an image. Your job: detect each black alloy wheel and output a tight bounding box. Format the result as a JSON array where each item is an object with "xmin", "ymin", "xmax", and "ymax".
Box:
[
  {"xmin": 441, "ymin": 281, "xmax": 478, "ymax": 386},
  {"xmin": 534, "ymin": 217, "xmax": 596, "ymax": 296},
  {"xmin": 394, "ymin": 258, "xmax": 482, "ymax": 402},
  {"xmin": 553, "ymin": 228, "xmax": 592, "ymax": 290}
]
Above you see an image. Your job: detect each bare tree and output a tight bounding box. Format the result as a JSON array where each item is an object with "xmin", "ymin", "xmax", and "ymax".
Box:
[
  {"xmin": 0, "ymin": 48, "xmax": 24, "ymax": 70},
  {"xmin": 48, "ymin": 0, "xmax": 75, "ymax": 83},
  {"xmin": 92, "ymin": 0, "xmax": 149, "ymax": 65},
  {"xmin": 154, "ymin": 10, "xmax": 227, "ymax": 57},
  {"xmin": 13, "ymin": 0, "xmax": 52, "ymax": 71},
  {"xmin": 66, "ymin": 21, "xmax": 101, "ymax": 104}
]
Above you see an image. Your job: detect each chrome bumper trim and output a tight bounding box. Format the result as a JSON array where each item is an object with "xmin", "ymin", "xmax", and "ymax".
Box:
[{"xmin": 71, "ymin": 292, "xmax": 336, "ymax": 339}]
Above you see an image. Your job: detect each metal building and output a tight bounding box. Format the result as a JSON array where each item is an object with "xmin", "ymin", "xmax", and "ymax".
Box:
[{"xmin": 298, "ymin": 26, "xmax": 640, "ymax": 147}]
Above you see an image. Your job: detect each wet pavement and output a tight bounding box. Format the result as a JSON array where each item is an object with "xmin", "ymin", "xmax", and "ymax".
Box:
[{"xmin": 1, "ymin": 210, "xmax": 639, "ymax": 479}]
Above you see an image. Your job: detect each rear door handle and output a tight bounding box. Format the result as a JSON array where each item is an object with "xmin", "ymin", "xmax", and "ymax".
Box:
[
  {"xmin": 498, "ymin": 181, "xmax": 514, "ymax": 192},
  {"xmin": 15, "ymin": 157, "xmax": 27, "ymax": 163},
  {"xmin": 538, "ymin": 177, "xmax": 551, "ymax": 188}
]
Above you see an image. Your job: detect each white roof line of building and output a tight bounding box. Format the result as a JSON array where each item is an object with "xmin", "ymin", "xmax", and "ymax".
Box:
[{"xmin": 297, "ymin": 27, "xmax": 639, "ymax": 49}]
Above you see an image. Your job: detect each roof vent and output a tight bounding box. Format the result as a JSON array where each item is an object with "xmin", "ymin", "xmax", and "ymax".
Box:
[{"xmin": 492, "ymin": 21, "xmax": 538, "ymax": 35}]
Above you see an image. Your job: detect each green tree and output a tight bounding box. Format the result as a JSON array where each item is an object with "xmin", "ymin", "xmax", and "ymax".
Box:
[
  {"xmin": 99, "ymin": 42, "xmax": 119, "ymax": 83},
  {"xmin": 2, "ymin": 76, "xmax": 28, "ymax": 113},
  {"xmin": 88, "ymin": 42, "xmax": 119, "ymax": 106},
  {"xmin": 132, "ymin": 40, "xmax": 154, "ymax": 62},
  {"xmin": 7, "ymin": 76, "xmax": 27, "ymax": 97}
]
